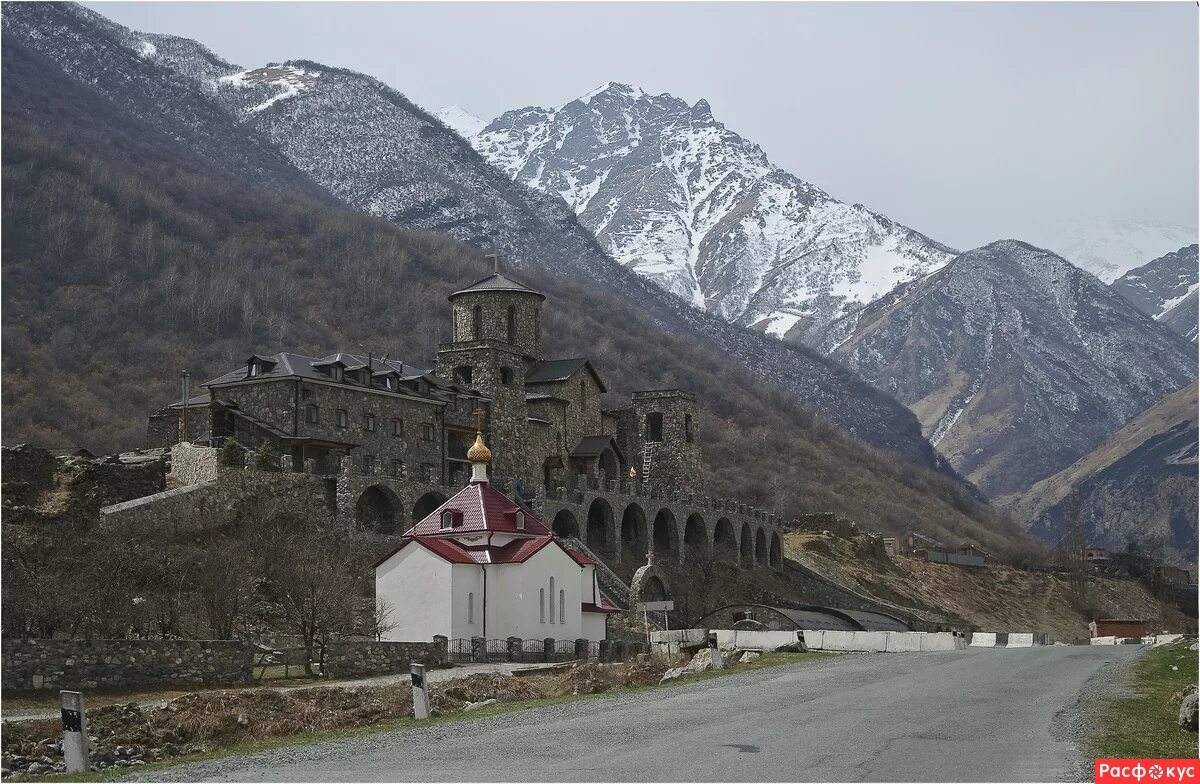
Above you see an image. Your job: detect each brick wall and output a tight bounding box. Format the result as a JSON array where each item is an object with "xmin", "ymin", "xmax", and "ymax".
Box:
[{"xmin": 2, "ymin": 639, "xmax": 253, "ymax": 691}]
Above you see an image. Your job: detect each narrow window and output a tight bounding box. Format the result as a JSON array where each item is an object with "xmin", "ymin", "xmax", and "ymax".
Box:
[
  {"xmin": 580, "ymin": 379, "xmax": 587, "ymax": 405},
  {"xmin": 472, "ymin": 305, "xmax": 482, "ymax": 340},
  {"xmin": 468, "ymin": 592, "xmax": 474, "ymax": 624},
  {"xmin": 559, "ymin": 589, "xmax": 565, "ymax": 624},
  {"xmin": 549, "ymin": 577, "xmax": 556, "ymax": 624},
  {"xmin": 441, "ymin": 510, "xmax": 454, "ymax": 530},
  {"xmin": 336, "ymin": 409, "xmax": 348, "ymax": 429},
  {"xmin": 515, "ymin": 510, "xmax": 525, "ymax": 530},
  {"xmin": 422, "ymin": 424, "xmax": 433, "ymax": 442},
  {"xmin": 392, "ymin": 418, "xmax": 404, "ymax": 437},
  {"xmin": 645, "ymin": 412, "xmax": 663, "ymax": 442},
  {"xmin": 332, "ymin": 366, "xmax": 344, "ymax": 382},
  {"xmin": 685, "ymin": 414, "xmax": 694, "ymax": 443},
  {"xmin": 248, "ymin": 363, "xmax": 260, "ymax": 377},
  {"xmin": 500, "ymin": 366, "xmax": 514, "ymax": 385},
  {"xmin": 305, "ymin": 404, "xmax": 319, "ymax": 424},
  {"xmin": 364, "ymin": 413, "xmax": 376, "ymax": 432},
  {"xmin": 540, "ymin": 589, "xmax": 546, "ymax": 623},
  {"xmin": 506, "ymin": 305, "xmax": 516, "ymax": 344}
]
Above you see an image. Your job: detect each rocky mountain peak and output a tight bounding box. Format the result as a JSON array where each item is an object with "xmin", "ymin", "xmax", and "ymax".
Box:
[{"xmin": 465, "ymin": 83, "xmax": 955, "ymax": 341}]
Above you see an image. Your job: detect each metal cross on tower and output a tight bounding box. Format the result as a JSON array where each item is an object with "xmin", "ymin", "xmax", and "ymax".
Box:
[
  {"xmin": 484, "ymin": 251, "xmax": 503, "ymax": 273},
  {"xmin": 473, "ymin": 406, "xmax": 486, "ymax": 432}
]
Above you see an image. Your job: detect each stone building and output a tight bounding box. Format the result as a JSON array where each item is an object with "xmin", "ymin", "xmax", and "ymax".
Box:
[{"xmin": 149, "ymin": 270, "xmax": 701, "ymax": 496}]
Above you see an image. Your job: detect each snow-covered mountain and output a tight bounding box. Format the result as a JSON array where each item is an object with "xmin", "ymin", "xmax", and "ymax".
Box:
[
  {"xmin": 453, "ymin": 83, "xmax": 956, "ymax": 343},
  {"xmin": 813, "ymin": 240, "xmax": 1198, "ymax": 499},
  {"xmin": 1031, "ymin": 220, "xmax": 1197, "ymax": 283},
  {"xmin": 1111, "ymin": 244, "xmax": 1198, "ymax": 341},
  {"xmin": 0, "ymin": 2, "xmax": 952, "ymax": 472},
  {"xmin": 435, "ymin": 105, "xmax": 486, "ymax": 138}
]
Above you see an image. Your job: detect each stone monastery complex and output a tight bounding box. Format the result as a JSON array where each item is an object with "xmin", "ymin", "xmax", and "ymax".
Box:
[{"xmin": 150, "ymin": 268, "xmax": 801, "ymax": 636}]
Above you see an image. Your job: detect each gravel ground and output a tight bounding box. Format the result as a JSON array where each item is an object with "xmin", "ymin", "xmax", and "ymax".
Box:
[{"xmin": 1051, "ymin": 643, "xmax": 1148, "ymax": 780}]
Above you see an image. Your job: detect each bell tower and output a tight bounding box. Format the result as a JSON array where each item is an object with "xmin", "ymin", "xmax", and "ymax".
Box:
[{"xmin": 437, "ymin": 261, "xmax": 546, "ymax": 483}]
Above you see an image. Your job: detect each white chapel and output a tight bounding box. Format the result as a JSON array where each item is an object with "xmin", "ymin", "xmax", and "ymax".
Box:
[{"xmin": 374, "ymin": 428, "xmax": 617, "ymax": 642}]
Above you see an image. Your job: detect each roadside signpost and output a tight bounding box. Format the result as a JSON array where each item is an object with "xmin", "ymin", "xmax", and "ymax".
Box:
[
  {"xmin": 60, "ymin": 691, "xmax": 88, "ymax": 774},
  {"xmin": 636, "ymin": 600, "xmax": 674, "ymax": 649},
  {"xmin": 410, "ymin": 663, "xmax": 430, "ymax": 719}
]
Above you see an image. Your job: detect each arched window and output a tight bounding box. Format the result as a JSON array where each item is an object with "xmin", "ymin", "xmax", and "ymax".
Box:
[
  {"xmin": 549, "ymin": 577, "xmax": 556, "ymax": 624},
  {"xmin": 441, "ymin": 510, "xmax": 454, "ymax": 530},
  {"xmin": 540, "ymin": 589, "xmax": 546, "ymax": 623},
  {"xmin": 468, "ymin": 592, "xmax": 474, "ymax": 624},
  {"xmin": 472, "ymin": 305, "xmax": 482, "ymax": 340},
  {"xmin": 559, "ymin": 589, "xmax": 565, "ymax": 624},
  {"xmin": 506, "ymin": 305, "xmax": 516, "ymax": 344}
]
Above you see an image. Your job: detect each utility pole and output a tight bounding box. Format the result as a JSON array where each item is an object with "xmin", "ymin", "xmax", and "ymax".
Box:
[{"xmin": 179, "ymin": 371, "xmax": 191, "ymax": 443}]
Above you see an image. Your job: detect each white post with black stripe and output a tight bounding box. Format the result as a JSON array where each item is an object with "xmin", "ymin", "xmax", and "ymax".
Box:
[
  {"xmin": 60, "ymin": 691, "xmax": 89, "ymax": 774},
  {"xmin": 411, "ymin": 663, "xmax": 430, "ymax": 719}
]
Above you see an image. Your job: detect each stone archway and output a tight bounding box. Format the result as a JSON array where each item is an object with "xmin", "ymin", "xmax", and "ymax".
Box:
[
  {"xmin": 652, "ymin": 508, "xmax": 678, "ymax": 558},
  {"xmin": 755, "ymin": 528, "xmax": 768, "ymax": 566},
  {"xmin": 683, "ymin": 513, "xmax": 708, "ymax": 562},
  {"xmin": 621, "ymin": 503, "xmax": 648, "ymax": 562},
  {"xmin": 551, "ymin": 509, "xmax": 580, "ymax": 538},
  {"xmin": 356, "ymin": 485, "xmax": 402, "ymax": 534},
  {"xmin": 630, "ymin": 563, "xmax": 671, "ymax": 604},
  {"xmin": 586, "ymin": 497, "xmax": 615, "ymax": 557},
  {"xmin": 770, "ymin": 532, "xmax": 783, "ymax": 569},
  {"xmin": 713, "ymin": 517, "xmax": 737, "ymax": 561},
  {"xmin": 411, "ymin": 491, "xmax": 448, "ymax": 523},
  {"xmin": 739, "ymin": 522, "xmax": 753, "ymax": 567}
]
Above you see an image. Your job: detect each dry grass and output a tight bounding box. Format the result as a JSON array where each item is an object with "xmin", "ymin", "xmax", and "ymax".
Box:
[{"xmin": 784, "ymin": 531, "xmax": 1191, "ymax": 639}]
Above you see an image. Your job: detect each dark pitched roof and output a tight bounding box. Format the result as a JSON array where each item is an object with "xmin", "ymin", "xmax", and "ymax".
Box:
[
  {"xmin": 524, "ymin": 358, "xmax": 608, "ymax": 392},
  {"xmin": 450, "ymin": 272, "xmax": 545, "ymax": 300},
  {"xmin": 569, "ymin": 435, "xmax": 625, "ymax": 464},
  {"xmin": 201, "ymin": 352, "xmax": 489, "ymax": 405}
]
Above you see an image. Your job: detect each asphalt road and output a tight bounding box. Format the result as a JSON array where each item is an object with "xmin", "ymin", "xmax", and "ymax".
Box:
[{"xmin": 137, "ymin": 646, "xmax": 1140, "ymax": 783}]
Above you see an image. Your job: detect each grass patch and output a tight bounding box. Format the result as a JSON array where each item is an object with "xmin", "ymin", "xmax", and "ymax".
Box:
[
  {"xmin": 1090, "ymin": 641, "xmax": 1199, "ymax": 759},
  {"xmin": 17, "ymin": 651, "xmax": 832, "ymax": 782}
]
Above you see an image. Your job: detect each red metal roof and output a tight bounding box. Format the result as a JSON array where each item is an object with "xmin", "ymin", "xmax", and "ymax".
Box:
[
  {"xmin": 406, "ymin": 482, "xmax": 550, "ymax": 537},
  {"xmin": 566, "ymin": 547, "xmax": 594, "ymax": 566},
  {"xmin": 582, "ymin": 601, "xmax": 621, "ymax": 614},
  {"xmin": 376, "ymin": 533, "xmax": 579, "ymax": 568}
]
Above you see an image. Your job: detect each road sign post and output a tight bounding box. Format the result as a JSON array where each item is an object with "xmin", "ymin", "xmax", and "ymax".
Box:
[
  {"xmin": 636, "ymin": 601, "xmax": 674, "ymax": 650},
  {"xmin": 60, "ymin": 690, "xmax": 88, "ymax": 774},
  {"xmin": 410, "ymin": 663, "xmax": 430, "ymax": 719}
]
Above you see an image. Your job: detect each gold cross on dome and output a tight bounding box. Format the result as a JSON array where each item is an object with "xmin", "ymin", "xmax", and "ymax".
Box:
[{"xmin": 473, "ymin": 406, "xmax": 486, "ymax": 432}]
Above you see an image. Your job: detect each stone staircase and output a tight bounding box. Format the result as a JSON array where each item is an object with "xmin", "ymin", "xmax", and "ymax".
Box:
[{"xmin": 563, "ymin": 536, "xmax": 632, "ymax": 609}]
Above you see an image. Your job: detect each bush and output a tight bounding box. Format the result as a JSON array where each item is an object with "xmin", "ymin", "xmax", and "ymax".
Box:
[{"xmin": 219, "ymin": 438, "xmax": 243, "ymax": 468}]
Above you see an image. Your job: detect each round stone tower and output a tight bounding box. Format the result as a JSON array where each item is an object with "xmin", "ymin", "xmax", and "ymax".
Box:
[{"xmin": 448, "ymin": 272, "xmax": 545, "ymax": 360}]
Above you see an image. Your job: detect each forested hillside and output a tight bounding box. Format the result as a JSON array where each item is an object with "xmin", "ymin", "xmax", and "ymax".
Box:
[{"xmin": 0, "ymin": 28, "xmax": 1028, "ymax": 552}]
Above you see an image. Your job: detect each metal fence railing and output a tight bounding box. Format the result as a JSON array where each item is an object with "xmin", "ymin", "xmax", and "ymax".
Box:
[{"xmin": 447, "ymin": 638, "xmax": 473, "ymax": 663}]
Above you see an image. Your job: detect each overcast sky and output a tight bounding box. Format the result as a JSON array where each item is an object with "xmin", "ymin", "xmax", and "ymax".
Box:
[{"xmin": 88, "ymin": 1, "xmax": 1197, "ymax": 249}]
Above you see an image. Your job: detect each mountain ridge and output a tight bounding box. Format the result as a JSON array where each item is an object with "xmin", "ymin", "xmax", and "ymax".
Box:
[
  {"xmin": 813, "ymin": 239, "xmax": 1197, "ymax": 498},
  {"xmin": 461, "ymin": 82, "xmax": 958, "ymax": 344}
]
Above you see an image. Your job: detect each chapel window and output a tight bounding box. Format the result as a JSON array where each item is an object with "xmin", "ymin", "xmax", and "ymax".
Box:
[
  {"xmin": 506, "ymin": 305, "xmax": 516, "ymax": 344},
  {"xmin": 549, "ymin": 577, "xmax": 556, "ymax": 624},
  {"xmin": 472, "ymin": 306, "xmax": 482, "ymax": 340},
  {"xmin": 468, "ymin": 592, "xmax": 475, "ymax": 625},
  {"xmin": 540, "ymin": 589, "xmax": 546, "ymax": 623},
  {"xmin": 559, "ymin": 589, "xmax": 565, "ymax": 624}
]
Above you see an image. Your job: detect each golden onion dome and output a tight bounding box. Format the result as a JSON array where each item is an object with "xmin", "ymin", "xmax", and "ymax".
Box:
[{"xmin": 467, "ymin": 431, "xmax": 492, "ymax": 464}]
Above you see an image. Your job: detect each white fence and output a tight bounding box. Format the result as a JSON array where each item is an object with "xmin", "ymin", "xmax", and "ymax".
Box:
[{"xmin": 801, "ymin": 630, "xmax": 966, "ymax": 652}]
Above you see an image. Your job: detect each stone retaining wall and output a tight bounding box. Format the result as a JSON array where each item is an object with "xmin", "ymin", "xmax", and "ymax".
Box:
[
  {"xmin": 2, "ymin": 639, "xmax": 253, "ymax": 691},
  {"xmin": 170, "ymin": 443, "xmax": 218, "ymax": 486},
  {"xmin": 322, "ymin": 640, "xmax": 447, "ymax": 679}
]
